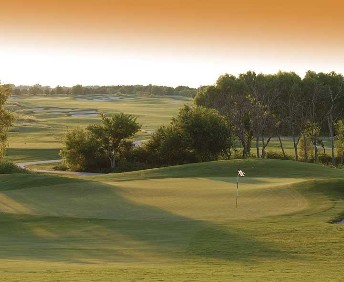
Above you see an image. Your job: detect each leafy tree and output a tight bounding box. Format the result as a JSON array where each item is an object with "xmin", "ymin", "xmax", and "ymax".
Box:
[
  {"xmin": 317, "ymin": 72, "xmax": 344, "ymax": 165},
  {"xmin": 240, "ymin": 72, "xmax": 278, "ymax": 158},
  {"xmin": 144, "ymin": 125, "xmax": 192, "ymax": 165},
  {"xmin": 298, "ymin": 133, "xmax": 312, "ymax": 161},
  {"xmin": 144, "ymin": 105, "xmax": 232, "ymax": 166},
  {"xmin": 87, "ymin": 113, "xmax": 141, "ymax": 169},
  {"xmin": 28, "ymin": 84, "xmax": 44, "ymax": 95},
  {"xmin": 60, "ymin": 127, "xmax": 105, "ymax": 171},
  {"xmin": 274, "ymin": 72, "xmax": 303, "ymax": 161},
  {"xmin": 335, "ymin": 120, "xmax": 344, "ymax": 164},
  {"xmin": 72, "ymin": 84, "xmax": 84, "ymax": 95},
  {"xmin": 55, "ymin": 85, "xmax": 64, "ymax": 94},
  {"xmin": 300, "ymin": 121, "xmax": 321, "ymax": 162},
  {"xmin": 0, "ymin": 84, "xmax": 15, "ymax": 158},
  {"xmin": 172, "ymin": 105, "xmax": 232, "ymax": 161},
  {"xmin": 195, "ymin": 74, "xmax": 253, "ymax": 157}
]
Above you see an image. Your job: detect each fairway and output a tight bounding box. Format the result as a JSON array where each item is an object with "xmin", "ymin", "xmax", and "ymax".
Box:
[
  {"xmin": 0, "ymin": 159, "xmax": 344, "ymax": 281},
  {"xmin": 6, "ymin": 94, "xmax": 191, "ymax": 162}
]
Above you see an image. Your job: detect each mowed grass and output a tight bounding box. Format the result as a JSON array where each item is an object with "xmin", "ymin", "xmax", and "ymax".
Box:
[
  {"xmin": 6, "ymin": 94, "xmax": 191, "ymax": 162},
  {"xmin": 0, "ymin": 159, "xmax": 344, "ymax": 281}
]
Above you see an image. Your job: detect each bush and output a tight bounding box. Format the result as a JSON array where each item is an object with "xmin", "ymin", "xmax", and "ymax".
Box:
[
  {"xmin": 318, "ymin": 154, "xmax": 342, "ymax": 166},
  {"xmin": 266, "ymin": 151, "xmax": 293, "ymax": 160},
  {"xmin": 0, "ymin": 161, "xmax": 27, "ymax": 174}
]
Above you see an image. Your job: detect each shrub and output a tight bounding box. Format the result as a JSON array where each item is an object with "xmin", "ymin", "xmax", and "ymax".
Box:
[
  {"xmin": 318, "ymin": 154, "xmax": 342, "ymax": 166},
  {"xmin": 266, "ymin": 151, "xmax": 293, "ymax": 160},
  {"xmin": 0, "ymin": 161, "xmax": 27, "ymax": 174}
]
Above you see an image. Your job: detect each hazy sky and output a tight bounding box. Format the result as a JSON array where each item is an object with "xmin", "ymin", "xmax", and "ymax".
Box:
[{"xmin": 0, "ymin": 0, "xmax": 343, "ymax": 87}]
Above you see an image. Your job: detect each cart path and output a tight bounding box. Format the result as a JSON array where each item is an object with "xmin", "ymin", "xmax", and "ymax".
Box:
[{"xmin": 16, "ymin": 160, "xmax": 103, "ymax": 176}]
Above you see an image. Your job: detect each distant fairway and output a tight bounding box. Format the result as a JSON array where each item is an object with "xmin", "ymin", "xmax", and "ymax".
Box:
[
  {"xmin": 0, "ymin": 159, "xmax": 344, "ymax": 281},
  {"xmin": 6, "ymin": 94, "xmax": 191, "ymax": 162}
]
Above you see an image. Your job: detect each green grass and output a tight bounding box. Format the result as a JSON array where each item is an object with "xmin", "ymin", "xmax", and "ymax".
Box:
[
  {"xmin": 6, "ymin": 94, "xmax": 191, "ymax": 162},
  {"xmin": 0, "ymin": 159, "xmax": 344, "ymax": 281}
]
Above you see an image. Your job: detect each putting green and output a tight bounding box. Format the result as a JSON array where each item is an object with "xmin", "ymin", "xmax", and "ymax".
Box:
[
  {"xmin": 0, "ymin": 159, "xmax": 343, "ymax": 281},
  {"xmin": 0, "ymin": 176, "xmax": 306, "ymax": 221}
]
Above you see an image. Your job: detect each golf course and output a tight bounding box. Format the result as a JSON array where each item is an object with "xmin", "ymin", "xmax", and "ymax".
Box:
[
  {"xmin": 0, "ymin": 93, "xmax": 343, "ymax": 281},
  {"xmin": 2, "ymin": 0, "xmax": 344, "ymax": 280},
  {"xmin": 1, "ymin": 98, "xmax": 344, "ymax": 281}
]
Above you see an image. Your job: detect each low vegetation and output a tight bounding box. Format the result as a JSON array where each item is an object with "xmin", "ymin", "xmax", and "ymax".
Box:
[{"xmin": 0, "ymin": 161, "xmax": 27, "ymax": 174}]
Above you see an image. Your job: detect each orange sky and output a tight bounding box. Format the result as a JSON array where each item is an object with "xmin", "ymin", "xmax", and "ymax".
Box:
[{"xmin": 0, "ymin": 0, "xmax": 343, "ymax": 86}]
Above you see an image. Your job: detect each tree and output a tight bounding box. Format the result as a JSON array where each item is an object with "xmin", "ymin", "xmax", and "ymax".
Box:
[
  {"xmin": 144, "ymin": 125, "xmax": 192, "ymax": 165},
  {"xmin": 55, "ymin": 85, "xmax": 64, "ymax": 94},
  {"xmin": 60, "ymin": 127, "xmax": 105, "ymax": 171},
  {"xmin": 171, "ymin": 105, "xmax": 232, "ymax": 161},
  {"xmin": 28, "ymin": 84, "xmax": 44, "ymax": 95},
  {"xmin": 0, "ymin": 84, "xmax": 15, "ymax": 158},
  {"xmin": 335, "ymin": 120, "xmax": 344, "ymax": 164},
  {"xmin": 72, "ymin": 84, "xmax": 84, "ymax": 95},
  {"xmin": 87, "ymin": 113, "xmax": 141, "ymax": 169},
  {"xmin": 299, "ymin": 121, "xmax": 321, "ymax": 162},
  {"xmin": 240, "ymin": 72, "xmax": 278, "ymax": 158},
  {"xmin": 143, "ymin": 105, "xmax": 232, "ymax": 166},
  {"xmin": 274, "ymin": 72, "xmax": 303, "ymax": 161},
  {"xmin": 195, "ymin": 74, "xmax": 253, "ymax": 157},
  {"xmin": 317, "ymin": 72, "xmax": 344, "ymax": 165}
]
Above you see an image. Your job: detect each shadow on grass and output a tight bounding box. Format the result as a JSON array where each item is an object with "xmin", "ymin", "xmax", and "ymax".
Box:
[{"xmin": 0, "ymin": 174, "xmax": 296, "ymax": 264}]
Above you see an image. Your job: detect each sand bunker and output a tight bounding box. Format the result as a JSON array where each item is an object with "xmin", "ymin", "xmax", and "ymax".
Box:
[
  {"xmin": 75, "ymin": 96, "xmax": 121, "ymax": 102},
  {"xmin": 29, "ymin": 107, "xmax": 99, "ymax": 117},
  {"xmin": 30, "ymin": 107, "xmax": 75, "ymax": 112},
  {"xmin": 69, "ymin": 110, "xmax": 98, "ymax": 117},
  {"xmin": 50, "ymin": 111, "xmax": 65, "ymax": 115}
]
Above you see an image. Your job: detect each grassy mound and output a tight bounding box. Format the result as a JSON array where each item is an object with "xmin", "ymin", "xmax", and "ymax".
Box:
[{"xmin": 98, "ymin": 158, "xmax": 344, "ymax": 180}]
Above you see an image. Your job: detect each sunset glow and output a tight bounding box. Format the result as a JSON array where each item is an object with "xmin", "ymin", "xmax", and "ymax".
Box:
[{"xmin": 1, "ymin": 0, "xmax": 343, "ymax": 87}]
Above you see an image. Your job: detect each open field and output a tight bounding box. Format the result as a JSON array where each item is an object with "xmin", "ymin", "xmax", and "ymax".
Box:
[
  {"xmin": 6, "ymin": 94, "xmax": 191, "ymax": 162},
  {"xmin": 0, "ymin": 159, "xmax": 344, "ymax": 281}
]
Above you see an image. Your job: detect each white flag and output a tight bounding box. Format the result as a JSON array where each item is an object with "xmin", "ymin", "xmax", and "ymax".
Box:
[{"xmin": 238, "ymin": 169, "xmax": 245, "ymax": 177}]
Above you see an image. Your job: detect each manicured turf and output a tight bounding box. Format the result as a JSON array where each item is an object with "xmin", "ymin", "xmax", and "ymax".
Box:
[
  {"xmin": 0, "ymin": 159, "xmax": 343, "ymax": 281},
  {"xmin": 6, "ymin": 94, "xmax": 191, "ymax": 162}
]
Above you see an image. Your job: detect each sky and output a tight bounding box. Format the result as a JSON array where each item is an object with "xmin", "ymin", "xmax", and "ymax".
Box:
[{"xmin": 0, "ymin": 0, "xmax": 343, "ymax": 87}]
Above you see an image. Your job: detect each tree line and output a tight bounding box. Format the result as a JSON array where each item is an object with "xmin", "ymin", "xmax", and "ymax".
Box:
[
  {"xmin": 2, "ymin": 70, "xmax": 344, "ymax": 172},
  {"xmin": 60, "ymin": 71, "xmax": 344, "ymax": 172},
  {"xmin": 10, "ymin": 84, "xmax": 196, "ymax": 97},
  {"xmin": 195, "ymin": 71, "xmax": 344, "ymax": 165}
]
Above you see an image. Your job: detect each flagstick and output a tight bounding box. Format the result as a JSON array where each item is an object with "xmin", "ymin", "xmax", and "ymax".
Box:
[{"xmin": 236, "ymin": 174, "xmax": 239, "ymax": 208}]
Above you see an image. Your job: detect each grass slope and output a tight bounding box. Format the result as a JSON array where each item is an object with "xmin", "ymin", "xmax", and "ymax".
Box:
[{"xmin": 0, "ymin": 159, "xmax": 344, "ymax": 281}]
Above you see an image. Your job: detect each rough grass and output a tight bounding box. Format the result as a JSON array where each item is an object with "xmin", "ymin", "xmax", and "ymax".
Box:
[{"xmin": 0, "ymin": 159, "xmax": 344, "ymax": 281}]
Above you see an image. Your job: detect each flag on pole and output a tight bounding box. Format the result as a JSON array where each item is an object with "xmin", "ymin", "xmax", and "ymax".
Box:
[{"xmin": 237, "ymin": 169, "xmax": 245, "ymax": 177}]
